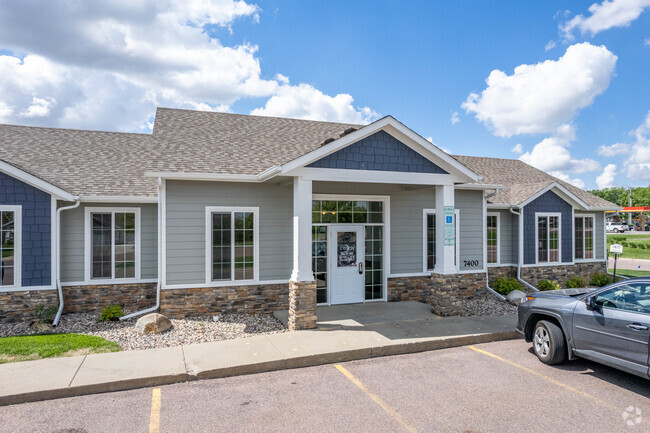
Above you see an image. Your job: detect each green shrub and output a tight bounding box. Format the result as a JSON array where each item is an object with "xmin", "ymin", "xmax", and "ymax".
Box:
[
  {"xmin": 565, "ymin": 275, "xmax": 587, "ymax": 288},
  {"xmin": 493, "ymin": 277, "xmax": 523, "ymax": 296},
  {"xmin": 100, "ymin": 305, "xmax": 123, "ymax": 321},
  {"xmin": 589, "ymin": 272, "xmax": 611, "ymax": 287},
  {"xmin": 638, "ymin": 243, "xmax": 647, "ymax": 250},
  {"xmin": 35, "ymin": 305, "xmax": 58, "ymax": 324},
  {"xmin": 538, "ymin": 279, "xmax": 560, "ymax": 291},
  {"xmin": 621, "ymin": 241, "xmax": 629, "ymax": 247},
  {"xmin": 608, "ymin": 235, "xmax": 626, "ymax": 243}
]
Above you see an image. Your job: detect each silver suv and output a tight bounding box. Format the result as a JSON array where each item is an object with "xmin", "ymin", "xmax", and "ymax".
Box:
[{"xmin": 516, "ymin": 278, "xmax": 650, "ymax": 379}]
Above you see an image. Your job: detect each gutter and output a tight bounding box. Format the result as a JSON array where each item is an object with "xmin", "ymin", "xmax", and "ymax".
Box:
[
  {"xmin": 119, "ymin": 177, "xmax": 163, "ymax": 320},
  {"xmin": 483, "ymin": 190, "xmax": 506, "ymax": 301},
  {"xmin": 53, "ymin": 198, "xmax": 81, "ymax": 326},
  {"xmin": 510, "ymin": 206, "xmax": 538, "ymax": 292}
]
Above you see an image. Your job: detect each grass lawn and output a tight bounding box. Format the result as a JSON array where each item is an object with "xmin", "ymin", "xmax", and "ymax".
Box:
[
  {"xmin": 606, "ymin": 234, "xmax": 650, "ymax": 260},
  {"xmin": 608, "ymin": 268, "xmax": 650, "ymax": 278},
  {"xmin": 0, "ymin": 333, "xmax": 120, "ymax": 364}
]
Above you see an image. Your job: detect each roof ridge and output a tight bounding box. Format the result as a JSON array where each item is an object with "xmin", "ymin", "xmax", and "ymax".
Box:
[
  {"xmin": 155, "ymin": 107, "xmax": 364, "ymax": 127},
  {"xmin": 0, "ymin": 122, "xmax": 151, "ymax": 136}
]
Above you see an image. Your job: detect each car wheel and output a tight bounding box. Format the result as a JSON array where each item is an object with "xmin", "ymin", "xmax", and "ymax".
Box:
[
  {"xmin": 614, "ymin": 228, "xmax": 620, "ymax": 233},
  {"xmin": 532, "ymin": 320, "xmax": 566, "ymax": 365}
]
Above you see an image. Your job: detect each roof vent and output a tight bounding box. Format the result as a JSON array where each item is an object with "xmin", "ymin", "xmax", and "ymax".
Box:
[
  {"xmin": 320, "ymin": 137, "xmax": 336, "ymax": 146},
  {"xmin": 339, "ymin": 127, "xmax": 357, "ymax": 137}
]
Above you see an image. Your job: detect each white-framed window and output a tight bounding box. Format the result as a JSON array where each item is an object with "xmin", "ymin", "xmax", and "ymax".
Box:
[
  {"xmin": 422, "ymin": 209, "xmax": 459, "ymax": 272},
  {"xmin": 1, "ymin": 205, "xmax": 21, "ymax": 288},
  {"xmin": 486, "ymin": 212, "xmax": 500, "ymax": 264},
  {"xmin": 84, "ymin": 207, "xmax": 141, "ymax": 281},
  {"xmin": 536, "ymin": 213, "xmax": 561, "ymax": 264},
  {"xmin": 575, "ymin": 214, "xmax": 595, "ymax": 260},
  {"xmin": 205, "ymin": 207, "xmax": 259, "ymax": 283}
]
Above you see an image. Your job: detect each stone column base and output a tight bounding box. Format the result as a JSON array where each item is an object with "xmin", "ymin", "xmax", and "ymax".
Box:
[
  {"xmin": 430, "ymin": 272, "xmax": 486, "ymax": 316},
  {"xmin": 288, "ymin": 280, "xmax": 317, "ymax": 330}
]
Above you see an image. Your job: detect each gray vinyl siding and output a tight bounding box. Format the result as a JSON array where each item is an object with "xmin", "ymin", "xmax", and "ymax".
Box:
[
  {"xmin": 455, "ymin": 190, "xmax": 484, "ymax": 271},
  {"xmin": 491, "ymin": 208, "xmax": 518, "ymax": 265},
  {"xmin": 165, "ymin": 180, "xmax": 292, "ymax": 284},
  {"xmin": 575, "ymin": 210, "xmax": 605, "ymax": 260},
  {"xmin": 59, "ymin": 202, "xmax": 158, "ymax": 283},
  {"xmin": 313, "ymin": 182, "xmax": 437, "ymax": 275}
]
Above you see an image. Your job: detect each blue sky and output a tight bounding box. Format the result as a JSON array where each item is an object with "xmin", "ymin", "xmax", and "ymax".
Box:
[{"xmin": 0, "ymin": 0, "xmax": 648, "ymax": 189}]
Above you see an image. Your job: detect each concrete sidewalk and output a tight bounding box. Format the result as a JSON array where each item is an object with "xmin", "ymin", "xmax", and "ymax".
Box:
[{"xmin": 0, "ymin": 311, "xmax": 517, "ymax": 406}]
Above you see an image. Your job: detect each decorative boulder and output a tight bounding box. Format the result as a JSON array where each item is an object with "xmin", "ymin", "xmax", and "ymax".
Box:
[
  {"xmin": 506, "ymin": 290, "xmax": 527, "ymax": 305},
  {"xmin": 135, "ymin": 313, "xmax": 172, "ymax": 335}
]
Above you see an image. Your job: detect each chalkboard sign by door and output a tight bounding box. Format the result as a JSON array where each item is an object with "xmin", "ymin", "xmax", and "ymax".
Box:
[{"xmin": 337, "ymin": 232, "xmax": 357, "ymax": 267}]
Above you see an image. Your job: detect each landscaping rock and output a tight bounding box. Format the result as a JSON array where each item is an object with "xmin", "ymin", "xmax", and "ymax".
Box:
[
  {"xmin": 506, "ymin": 290, "xmax": 527, "ymax": 305},
  {"xmin": 29, "ymin": 321, "xmax": 53, "ymax": 333},
  {"xmin": 135, "ymin": 313, "xmax": 172, "ymax": 335}
]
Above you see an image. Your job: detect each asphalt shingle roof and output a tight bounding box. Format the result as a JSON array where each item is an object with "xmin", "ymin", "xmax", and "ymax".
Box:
[
  {"xmin": 0, "ymin": 108, "xmax": 618, "ymax": 209},
  {"xmin": 453, "ymin": 155, "xmax": 617, "ymax": 209}
]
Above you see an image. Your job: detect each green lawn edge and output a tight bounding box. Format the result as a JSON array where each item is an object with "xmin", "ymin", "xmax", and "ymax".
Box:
[{"xmin": 0, "ymin": 333, "xmax": 120, "ymax": 364}]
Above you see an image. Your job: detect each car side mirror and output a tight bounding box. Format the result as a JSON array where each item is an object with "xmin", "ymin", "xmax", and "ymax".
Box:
[{"xmin": 586, "ymin": 296, "xmax": 599, "ymax": 310}]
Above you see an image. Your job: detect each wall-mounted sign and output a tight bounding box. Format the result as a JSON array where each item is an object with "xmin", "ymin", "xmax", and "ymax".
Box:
[{"xmin": 443, "ymin": 206, "xmax": 455, "ymax": 246}]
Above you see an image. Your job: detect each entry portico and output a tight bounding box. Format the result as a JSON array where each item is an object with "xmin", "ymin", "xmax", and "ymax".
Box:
[{"xmin": 275, "ymin": 116, "xmax": 486, "ymax": 328}]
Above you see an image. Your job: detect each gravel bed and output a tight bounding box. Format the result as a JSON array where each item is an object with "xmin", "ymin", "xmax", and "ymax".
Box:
[
  {"xmin": 0, "ymin": 312, "xmax": 287, "ymax": 351},
  {"xmin": 458, "ymin": 294, "xmax": 517, "ymax": 317}
]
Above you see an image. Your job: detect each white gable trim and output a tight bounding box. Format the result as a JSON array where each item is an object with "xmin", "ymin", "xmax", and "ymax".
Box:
[
  {"xmin": 517, "ymin": 182, "xmax": 589, "ymax": 210},
  {"xmin": 0, "ymin": 160, "xmax": 76, "ymax": 201},
  {"xmin": 280, "ymin": 116, "xmax": 481, "ymax": 182}
]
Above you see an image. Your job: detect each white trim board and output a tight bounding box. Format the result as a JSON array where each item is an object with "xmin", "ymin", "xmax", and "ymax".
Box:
[
  {"xmin": 0, "ymin": 160, "xmax": 76, "ymax": 201},
  {"xmin": 84, "ymin": 207, "xmax": 142, "ymax": 282}
]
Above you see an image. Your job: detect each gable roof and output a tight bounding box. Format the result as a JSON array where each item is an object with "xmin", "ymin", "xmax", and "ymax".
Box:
[{"xmin": 453, "ymin": 155, "xmax": 618, "ymax": 210}]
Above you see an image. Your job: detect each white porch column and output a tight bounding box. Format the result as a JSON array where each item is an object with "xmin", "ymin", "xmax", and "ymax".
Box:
[
  {"xmin": 291, "ymin": 176, "xmax": 314, "ymax": 282},
  {"xmin": 434, "ymin": 184, "xmax": 457, "ymax": 275}
]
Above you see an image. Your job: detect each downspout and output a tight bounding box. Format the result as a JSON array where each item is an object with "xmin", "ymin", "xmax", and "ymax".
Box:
[
  {"xmin": 484, "ymin": 191, "xmax": 506, "ymax": 301},
  {"xmin": 120, "ymin": 177, "xmax": 163, "ymax": 320},
  {"xmin": 53, "ymin": 198, "xmax": 81, "ymax": 326},
  {"xmin": 510, "ymin": 206, "xmax": 538, "ymax": 291}
]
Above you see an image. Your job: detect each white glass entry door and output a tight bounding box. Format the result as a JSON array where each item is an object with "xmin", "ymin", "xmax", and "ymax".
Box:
[{"xmin": 329, "ymin": 225, "xmax": 365, "ymax": 304}]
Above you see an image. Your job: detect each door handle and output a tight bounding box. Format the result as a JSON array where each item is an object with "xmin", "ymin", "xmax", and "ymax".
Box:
[
  {"xmin": 358, "ymin": 262, "xmax": 364, "ymax": 275},
  {"xmin": 626, "ymin": 323, "xmax": 649, "ymax": 331}
]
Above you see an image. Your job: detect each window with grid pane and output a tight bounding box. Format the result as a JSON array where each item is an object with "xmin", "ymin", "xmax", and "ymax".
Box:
[
  {"xmin": 90, "ymin": 211, "xmax": 138, "ymax": 280},
  {"xmin": 574, "ymin": 216, "xmax": 594, "ymax": 260},
  {"xmin": 486, "ymin": 215, "xmax": 498, "ymax": 264},
  {"xmin": 312, "ymin": 226, "xmax": 327, "ymax": 303},
  {"xmin": 364, "ymin": 225, "xmax": 383, "ymax": 300},
  {"xmin": 537, "ymin": 214, "xmax": 560, "ymax": 263},
  {"xmin": 1, "ymin": 211, "xmax": 15, "ymax": 286},
  {"xmin": 210, "ymin": 210, "xmax": 255, "ymax": 282}
]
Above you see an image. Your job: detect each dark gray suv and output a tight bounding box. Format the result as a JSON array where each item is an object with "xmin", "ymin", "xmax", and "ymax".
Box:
[{"xmin": 516, "ymin": 278, "xmax": 650, "ymax": 379}]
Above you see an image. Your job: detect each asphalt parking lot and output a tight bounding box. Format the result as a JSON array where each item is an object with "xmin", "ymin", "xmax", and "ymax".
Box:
[{"xmin": 0, "ymin": 339, "xmax": 648, "ymax": 433}]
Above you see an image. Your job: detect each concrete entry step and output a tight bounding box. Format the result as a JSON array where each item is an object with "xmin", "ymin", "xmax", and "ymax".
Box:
[{"xmin": 274, "ymin": 301, "xmax": 438, "ymax": 329}]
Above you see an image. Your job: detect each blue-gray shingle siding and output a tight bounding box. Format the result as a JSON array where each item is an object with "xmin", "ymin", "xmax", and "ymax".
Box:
[
  {"xmin": 307, "ymin": 130, "xmax": 448, "ymax": 174},
  {"xmin": 523, "ymin": 191, "xmax": 572, "ymax": 265},
  {"xmin": 0, "ymin": 172, "xmax": 51, "ymax": 287}
]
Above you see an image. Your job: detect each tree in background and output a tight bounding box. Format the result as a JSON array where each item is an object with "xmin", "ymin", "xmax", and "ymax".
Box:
[{"xmin": 589, "ymin": 186, "xmax": 650, "ymax": 207}]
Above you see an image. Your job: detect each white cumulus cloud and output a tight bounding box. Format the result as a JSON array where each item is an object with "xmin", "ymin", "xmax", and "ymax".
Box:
[
  {"xmin": 462, "ymin": 43, "xmax": 617, "ymax": 137},
  {"xmin": 0, "ymin": 1, "xmax": 375, "ymax": 130},
  {"xmin": 597, "ymin": 142, "xmax": 630, "ymax": 156},
  {"xmin": 511, "ymin": 143, "xmax": 523, "ymax": 154},
  {"xmin": 623, "ymin": 111, "xmax": 650, "ymax": 180},
  {"xmin": 561, "ymin": 0, "xmax": 650, "ymax": 39},
  {"xmin": 596, "ymin": 164, "xmax": 618, "ymax": 188},
  {"xmin": 519, "ymin": 123, "xmax": 600, "ymax": 184},
  {"xmin": 250, "ymin": 83, "xmax": 378, "ymax": 124},
  {"xmin": 450, "ymin": 111, "xmax": 460, "ymax": 125}
]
